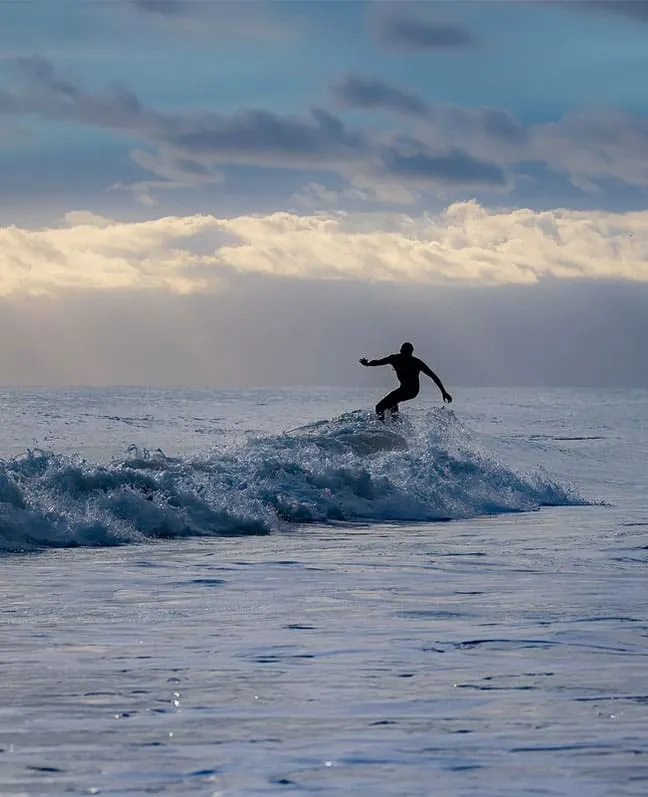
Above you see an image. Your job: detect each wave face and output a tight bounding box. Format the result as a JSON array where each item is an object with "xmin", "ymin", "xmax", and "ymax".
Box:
[{"xmin": 0, "ymin": 409, "xmax": 585, "ymax": 552}]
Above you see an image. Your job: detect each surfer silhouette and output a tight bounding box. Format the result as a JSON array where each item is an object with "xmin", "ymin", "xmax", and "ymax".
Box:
[{"xmin": 359, "ymin": 342, "xmax": 452, "ymax": 420}]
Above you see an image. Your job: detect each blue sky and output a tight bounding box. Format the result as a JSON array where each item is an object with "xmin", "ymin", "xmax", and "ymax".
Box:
[
  {"xmin": 2, "ymin": 1, "xmax": 648, "ymax": 386},
  {"xmin": 4, "ymin": 0, "xmax": 648, "ymax": 220}
]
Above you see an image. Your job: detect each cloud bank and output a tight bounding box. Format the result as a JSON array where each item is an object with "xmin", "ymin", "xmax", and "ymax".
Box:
[
  {"xmin": 2, "ymin": 202, "xmax": 647, "ymax": 297},
  {"xmin": 6, "ymin": 57, "xmax": 648, "ymax": 205},
  {"xmin": 1, "ymin": 57, "xmax": 506, "ymax": 201},
  {"xmin": 332, "ymin": 73, "xmax": 648, "ymax": 192}
]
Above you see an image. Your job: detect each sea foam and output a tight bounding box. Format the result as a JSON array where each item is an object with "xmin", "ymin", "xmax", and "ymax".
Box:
[{"xmin": 0, "ymin": 409, "xmax": 585, "ymax": 552}]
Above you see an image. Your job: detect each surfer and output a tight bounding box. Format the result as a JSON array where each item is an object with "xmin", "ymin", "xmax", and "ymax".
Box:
[{"xmin": 359, "ymin": 342, "xmax": 452, "ymax": 420}]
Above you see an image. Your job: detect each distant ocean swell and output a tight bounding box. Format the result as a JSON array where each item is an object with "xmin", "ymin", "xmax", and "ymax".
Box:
[{"xmin": 0, "ymin": 410, "xmax": 587, "ymax": 552}]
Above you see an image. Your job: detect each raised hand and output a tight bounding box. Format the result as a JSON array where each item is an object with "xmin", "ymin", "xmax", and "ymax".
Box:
[{"xmin": 359, "ymin": 358, "xmax": 369, "ymax": 366}]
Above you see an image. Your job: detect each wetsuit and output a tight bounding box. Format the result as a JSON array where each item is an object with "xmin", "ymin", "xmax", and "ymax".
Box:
[{"xmin": 365, "ymin": 353, "xmax": 447, "ymax": 418}]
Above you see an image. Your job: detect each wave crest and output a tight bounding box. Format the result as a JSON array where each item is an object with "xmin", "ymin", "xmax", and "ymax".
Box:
[{"xmin": 0, "ymin": 409, "xmax": 585, "ymax": 552}]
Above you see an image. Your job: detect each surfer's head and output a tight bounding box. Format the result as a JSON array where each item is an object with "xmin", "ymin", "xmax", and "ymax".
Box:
[{"xmin": 400, "ymin": 342, "xmax": 414, "ymax": 356}]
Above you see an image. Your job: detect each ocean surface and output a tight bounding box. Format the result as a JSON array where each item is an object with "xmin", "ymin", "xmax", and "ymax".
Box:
[{"xmin": 1, "ymin": 386, "xmax": 646, "ymax": 796}]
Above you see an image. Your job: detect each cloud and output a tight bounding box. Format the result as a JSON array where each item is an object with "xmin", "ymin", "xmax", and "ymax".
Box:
[
  {"xmin": 7, "ymin": 58, "xmax": 367, "ymax": 173},
  {"xmin": 131, "ymin": 0, "xmax": 184, "ymax": 16},
  {"xmin": 128, "ymin": 0, "xmax": 300, "ymax": 42},
  {"xmin": 6, "ymin": 58, "xmax": 648, "ymax": 204},
  {"xmin": 2, "ymin": 57, "xmax": 506, "ymax": 197},
  {"xmin": 64, "ymin": 210, "xmax": 114, "ymax": 228},
  {"xmin": 379, "ymin": 147, "xmax": 508, "ymax": 187},
  {"xmin": 214, "ymin": 203, "xmax": 648, "ymax": 285},
  {"xmin": 6, "ymin": 56, "xmax": 151, "ymax": 131},
  {"xmin": 3, "ymin": 56, "xmax": 368, "ymax": 170},
  {"xmin": 368, "ymin": 1, "xmax": 476, "ymax": 51},
  {"xmin": 111, "ymin": 147, "xmax": 224, "ymax": 206},
  {"xmin": 331, "ymin": 74, "xmax": 432, "ymax": 118},
  {"xmin": 331, "ymin": 73, "xmax": 526, "ymax": 146},
  {"xmin": 330, "ymin": 73, "xmax": 648, "ymax": 192},
  {"xmin": 0, "ymin": 212, "xmax": 226, "ymax": 296},
  {"xmin": 292, "ymin": 180, "xmax": 420, "ymax": 209},
  {"xmin": 569, "ymin": 1, "xmax": 648, "ymax": 23},
  {"xmin": 5, "ymin": 56, "xmax": 369, "ymax": 169},
  {"xmin": 2, "ymin": 202, "xmax": 648, "ymax": 298},
  {"xmin": 162, "ymin": 107, "xmax": 368, "ymax": 168},
  {"xmin": 534, "ymin": 109, "xmax": 648, "ymax": 189}
]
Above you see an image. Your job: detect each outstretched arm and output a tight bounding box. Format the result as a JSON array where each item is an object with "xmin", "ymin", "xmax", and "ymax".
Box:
[
  {"xmin": 359, "ymin": 356, "xmax": 393, "ymax": 367},
  {"xmin": 420, "ymin": 362, "xmax": 452, "ymax": 403}
]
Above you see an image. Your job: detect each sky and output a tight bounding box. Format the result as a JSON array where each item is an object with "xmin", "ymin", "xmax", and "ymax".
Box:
[{"xmin": 1, "ymin": 0, "xmax": 648, "ymax": 387}]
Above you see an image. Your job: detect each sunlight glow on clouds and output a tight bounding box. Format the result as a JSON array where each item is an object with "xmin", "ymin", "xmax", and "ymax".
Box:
[
  {"xmin": 2, "ymin": 202, "xmax": 647, "ymax": 297},
  {"xmin": 0, "ymin": 213, "xmax": 219, "ymax": 295}
]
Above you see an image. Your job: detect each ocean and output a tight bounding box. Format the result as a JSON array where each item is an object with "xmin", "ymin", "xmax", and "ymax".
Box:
[{"xmin": 1, "ymin": 386, "xmax": 646, "ymax": 796}]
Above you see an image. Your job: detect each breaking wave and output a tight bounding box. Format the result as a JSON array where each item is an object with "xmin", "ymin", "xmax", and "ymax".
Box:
[{"xmin": 0, "ymin": 409, "xmax": 586, "ymax": 552}]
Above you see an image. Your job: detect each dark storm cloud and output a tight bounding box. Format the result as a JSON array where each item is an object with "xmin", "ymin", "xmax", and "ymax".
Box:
[
  {"xmin": 331, "ymin": 74, "xmax": 432, "ymax": 118},
  {"xmin": 369, "ymin": 2, "xmax": 475, "ymax": 52},
  {"xmin": 381, "ymin": 147, "xmax": 507, "ymax": 187}
]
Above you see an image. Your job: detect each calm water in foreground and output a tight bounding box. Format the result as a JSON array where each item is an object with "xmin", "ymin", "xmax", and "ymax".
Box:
[{"xmin": 1, "ymin": 387, "xmax": 646, "ymax": 796}]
